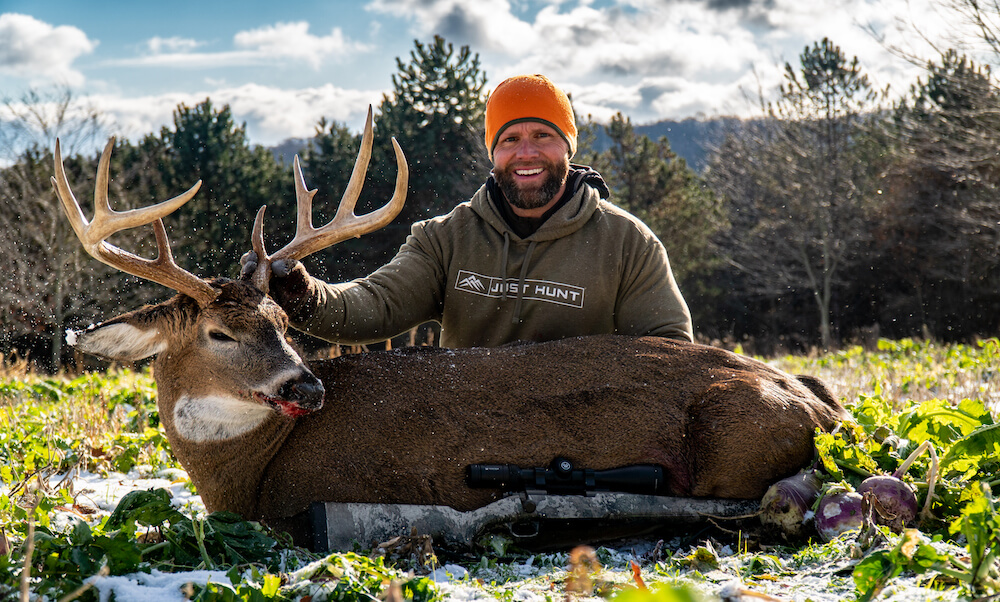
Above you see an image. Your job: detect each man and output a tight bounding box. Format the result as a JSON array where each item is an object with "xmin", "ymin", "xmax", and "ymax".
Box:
[{"xmin": 244, "ymin": 74, "xmax": 693, "ymax": 347}]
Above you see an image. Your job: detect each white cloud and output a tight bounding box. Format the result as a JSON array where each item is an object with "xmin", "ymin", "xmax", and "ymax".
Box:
[
  {"xmin": 5, "ymin": 0, "xmax": 983, "ymax": 157},
  {"xmin": 0, "ymin": 13, "xmax": 96, "ymax": 86},
  {"xmin": 567, "ymin": 72, "xmax": 763, "ymax": 125},
  {"xmin": 367, "ymin": 0, "xmax": 785, "ymax": 119},
  {"xmin": 215, "ymin": 83, "xmax": 381, "ymax": 142},
  {"xmin": 96, "ymin": 83, "xmax": 383, "ymax": 147},
  {"xmin": 116, "ymin": 21, "xmax": 370, "ymax": 70},
  {"xmin": 148, "ymin": 36, "xmax": 203, "ymax": 54},
  {"xmin": 364, "ymin": 0, "xmax": 978, "ymax": 123},
  {"xmin": 233, "ymin": 21, "xmax": 370, "ymax": 69},
  {"xmin": 367, "ymin": 0, "xmax": 537, "ymax": 54},
  {"xmin": 522, "ymin": 2, "xmax": 762, "ymax": 79}
]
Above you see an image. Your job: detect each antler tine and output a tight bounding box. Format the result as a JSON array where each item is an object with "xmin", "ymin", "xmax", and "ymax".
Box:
[
  {"xmin": 331, "ymin": 104, "xmax": 375, "ymax": 227},
  {"xmin": 52, "ymin": 137, "xmax": 219, "ymax": 306},
  {"xmin": 251, "ymin": 106, "xmax": 408, "ymax": 293},
  {"xmin": 274, "ymin": 106, "xmax": 408, "ymax": 262},
  {"xmin": 250, "ymin": 205, "xmax": 271, "ymax": 292}
]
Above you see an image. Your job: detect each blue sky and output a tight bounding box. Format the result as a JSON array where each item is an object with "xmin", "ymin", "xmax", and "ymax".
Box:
[{"xmin": 0, "ymin": 0, "xmax": 973, "ymax": 150}]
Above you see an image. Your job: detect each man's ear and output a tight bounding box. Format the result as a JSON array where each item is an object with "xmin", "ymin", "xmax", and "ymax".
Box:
[{"xmin": 68, "ymin": 298, "xmax": 189, "ymax": 361}]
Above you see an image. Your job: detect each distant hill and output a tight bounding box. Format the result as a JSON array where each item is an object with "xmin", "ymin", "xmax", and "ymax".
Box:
[
  {"xmin": 267, "ymin": 116, "xmax": 743, "ymax": 174},
  {"xmin": 269, "ymin": 137, "xmax": 310, "ymax": 165},
  {"xmin": 583, "ymin": 116, "xmax": 742, "ymax": 173},
  {"xmin": 636, "ymin": 117, "xmax": 742, "ymax": 172}
]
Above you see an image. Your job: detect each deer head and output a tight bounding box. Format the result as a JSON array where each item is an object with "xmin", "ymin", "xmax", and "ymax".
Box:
[{"xmin": 52, "ymin": 107, "xmax": 408, "ymax": 439}]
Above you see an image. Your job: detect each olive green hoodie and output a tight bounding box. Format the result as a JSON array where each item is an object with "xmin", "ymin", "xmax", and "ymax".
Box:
[{"xmin": 295, "ymin": 174, "xmax": 693, "ymax": 347}]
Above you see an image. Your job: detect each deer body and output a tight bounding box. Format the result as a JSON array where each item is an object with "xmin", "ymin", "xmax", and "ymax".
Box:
[
  {"xmin": 53, "ymin": 118, "xmax": 846, "ymax": 547},
  {"xmin": 74, "ymin": 280, "xmax": 846, "ymax": 528},
  {"xmin": 261, "ymin": 336, "xmax": 843, "ymax": 512}
]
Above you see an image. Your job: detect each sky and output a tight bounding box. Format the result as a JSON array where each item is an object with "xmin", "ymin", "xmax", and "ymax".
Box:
[{"xmin": 0, "ymin": 0, "xmax": 982, "ymax": 151}]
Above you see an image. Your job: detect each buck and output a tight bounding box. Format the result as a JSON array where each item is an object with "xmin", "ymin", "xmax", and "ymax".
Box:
[{"xmin": 53, "ymin": 111, "xmax": 848, "ymax": 547}]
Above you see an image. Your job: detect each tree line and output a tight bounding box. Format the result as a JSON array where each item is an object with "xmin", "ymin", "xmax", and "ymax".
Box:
[{"xmin": 2, "ymin": 25, "xmax": 1000, "ymax": 370}]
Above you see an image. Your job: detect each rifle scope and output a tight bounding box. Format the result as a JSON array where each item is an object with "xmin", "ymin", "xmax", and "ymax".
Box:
[{"xmin": 466, "ymin": 458, "xmax": 667, "ymax": 496}]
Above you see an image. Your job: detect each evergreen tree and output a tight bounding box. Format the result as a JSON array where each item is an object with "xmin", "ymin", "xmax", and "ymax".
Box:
[
  {"xmin": 302, "ymin": 117, "xmax": 361, "ymax": 208},
  {"xmin": 589, "ymin": 113, "xmax": 724, "ymax": 283},
  {"xmin": 154, "ymin": 99, "xmax": 292, "ymax": 278},
  {"xmin": 297, "ymin": 118, "xmax": 368, "ymax": 282},
  {"xmin": 878, "ymin": 51, "xmax": 1000, "ymax": 337},
  {"xmin": 309, "ymin": 36, "xmax": 490, "ymax": 279},
  {"xmin": 374, "ymin": 36, "xmax": 490, "ymax": 225}
]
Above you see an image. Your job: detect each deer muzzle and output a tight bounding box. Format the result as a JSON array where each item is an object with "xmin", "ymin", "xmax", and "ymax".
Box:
[{"xmin": 277, "ymin": 372, "xmax": 325, "ymax": 412}]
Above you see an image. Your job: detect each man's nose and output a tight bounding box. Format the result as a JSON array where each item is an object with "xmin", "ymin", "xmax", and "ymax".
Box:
[{"xmin": 513, "ymin": 138, "xmax": 539, "ymax": 157}]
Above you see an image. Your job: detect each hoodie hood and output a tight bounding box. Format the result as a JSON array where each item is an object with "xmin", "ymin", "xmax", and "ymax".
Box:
[{"xmin": 476, "ymin": 164, "xmax": 611, "ymax": 242}]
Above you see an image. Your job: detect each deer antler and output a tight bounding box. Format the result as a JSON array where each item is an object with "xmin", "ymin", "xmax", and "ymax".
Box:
[
  {"xmin": 250, "ymin": 106, "xmax": 408, "ymax": 293},
  {"xmin": 52, "ymin": 137, "xmax": 220, "ymax": 307}
]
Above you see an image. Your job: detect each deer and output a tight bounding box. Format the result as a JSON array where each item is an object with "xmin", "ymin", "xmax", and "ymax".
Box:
[{"xmin": 52, "ymin": 109, "xmax": 849, "ymax": 549}]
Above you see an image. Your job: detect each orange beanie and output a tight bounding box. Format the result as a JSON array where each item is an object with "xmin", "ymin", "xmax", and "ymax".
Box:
[{"xmin": 485, "ymin": 74, "xmax": 577, "ymax": 161}]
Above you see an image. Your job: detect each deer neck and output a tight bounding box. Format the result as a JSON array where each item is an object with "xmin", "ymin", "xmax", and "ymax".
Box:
[{"xmin": 155, "ymin": 381, "xmax": 297, "ymax": 519}]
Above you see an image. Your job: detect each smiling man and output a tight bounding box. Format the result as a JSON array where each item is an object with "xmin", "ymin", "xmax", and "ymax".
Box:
[{"xmin": 244, "ymin": 74, "xmax": 693, "ymax": 347}]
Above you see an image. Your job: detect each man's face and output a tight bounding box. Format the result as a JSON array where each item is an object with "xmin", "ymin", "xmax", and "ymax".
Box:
[{"xmin": 492, "ymin": 121, "xmax": 570, "ymax": 215}]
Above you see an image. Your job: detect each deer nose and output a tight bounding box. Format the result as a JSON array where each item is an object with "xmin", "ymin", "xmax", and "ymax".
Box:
[{"xmin": 279, "ymin": 373, "xmax": 325, "ymax": 409}]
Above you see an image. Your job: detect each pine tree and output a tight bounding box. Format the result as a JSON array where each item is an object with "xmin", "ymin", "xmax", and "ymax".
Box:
[
  {"xmin": 591, "ymin": 113, "xmax": 724, "ymax": 283},
  {"xmin": 155, "ymin": 99, "xmax": 292, "ymax": 278},
  {"xmin": 374, "ymin": 36, "xmax": 490, "ymax": 225},
  {"xmin": 310, "ymin": 36, "xmax": 490, "ymax": 278},
  {"xmin": 878, "ymin": 51, "xmax": 1000, "ymax": 337}
]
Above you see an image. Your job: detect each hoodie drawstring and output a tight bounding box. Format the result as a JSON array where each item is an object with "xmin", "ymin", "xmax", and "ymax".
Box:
[
  {"xmin": 512, "ymin": 241, "xmax": 537, "ymax": 323},
  {"xmin": 500, "ymin": 232, "xmax": 511, "ymax": 302}
]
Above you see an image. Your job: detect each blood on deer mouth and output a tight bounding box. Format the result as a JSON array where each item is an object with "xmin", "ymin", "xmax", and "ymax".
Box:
[{"xmin": 253, "ymin": 391, "xmax": 314, "ymax": 418}]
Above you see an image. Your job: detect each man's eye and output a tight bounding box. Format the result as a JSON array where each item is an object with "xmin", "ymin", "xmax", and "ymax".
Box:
[{"xmin": 209, "ymin": 331, "xmax": 235, "ymax": 342}]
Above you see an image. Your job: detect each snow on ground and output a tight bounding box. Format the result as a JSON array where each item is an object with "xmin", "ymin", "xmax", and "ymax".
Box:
[
  {"xmin": 24, "ymin": 468, "xmax": 972, "ymax": 602},
  {"xmin": 41, "ymin": 466, "xmax": 220, "ymax": 601},
  {"xmin": 88, "ymin": 570, "xmax": 234, "ymax": 602}
]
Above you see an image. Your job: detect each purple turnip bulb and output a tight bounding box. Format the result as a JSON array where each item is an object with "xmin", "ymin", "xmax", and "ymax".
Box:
[
  {"xmin": 816, "ymin": 490, "xmax": 864, "ymax": 541},
  {"xmin": 759, "ymin": 470, "xmax": 822, "ymax": 537},
  {"xmin": 858, "ymin": 475, "xmax": 918, "ymax": 530}
]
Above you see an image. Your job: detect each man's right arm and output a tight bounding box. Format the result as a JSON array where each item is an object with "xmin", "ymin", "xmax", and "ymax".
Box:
[{"xmin": 268, "ymin": 222, "xmax": 448, "ymax": 345}]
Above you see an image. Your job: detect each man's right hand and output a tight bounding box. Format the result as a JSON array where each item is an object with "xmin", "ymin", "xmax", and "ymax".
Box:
[{"xmin": 239, "ymin": 251, "xmax": 317, "ymax": 321}]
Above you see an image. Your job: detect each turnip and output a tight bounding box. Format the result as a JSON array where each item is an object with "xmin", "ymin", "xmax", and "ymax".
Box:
[
  {"xmin": 759, "ymin": 469, "xmax": 821, "ymax": 538},
  {"xmin": 858, "ymin": 440, "xmax": 939, "ymax": 531},
  {"xmin": 815, "ymin": 489, "xmax": 864, "ymax": 541},
  {"xmin": 857, "ymin": 475, "xmax": 917, "ymax": 530}
]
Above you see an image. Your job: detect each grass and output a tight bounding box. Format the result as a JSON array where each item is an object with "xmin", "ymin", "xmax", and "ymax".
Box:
[{"xmin": 0, "ymin": 337, "xmax": 998, "ymax": 600}]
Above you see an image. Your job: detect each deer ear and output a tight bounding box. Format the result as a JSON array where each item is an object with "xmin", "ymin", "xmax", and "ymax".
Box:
[{"xmin": 68, "ymin": 305, "xmax": 173, "ymax": 361}]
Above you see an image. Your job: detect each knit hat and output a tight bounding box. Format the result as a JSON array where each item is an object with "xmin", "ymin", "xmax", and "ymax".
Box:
[{"xmin": 485, "ymin": 74, "xmax": 577, "ymax": 161}]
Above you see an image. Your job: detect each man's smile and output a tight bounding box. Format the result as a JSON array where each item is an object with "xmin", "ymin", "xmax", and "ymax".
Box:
[{"xmin": 515, "ymin": 167, "xmax": 544, "ymax": 177}]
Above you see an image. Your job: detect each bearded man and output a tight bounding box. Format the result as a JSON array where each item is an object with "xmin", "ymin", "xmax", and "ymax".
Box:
[{"xmin": 243, "ymin": 74, "xmax": 693, "ymax": 347}]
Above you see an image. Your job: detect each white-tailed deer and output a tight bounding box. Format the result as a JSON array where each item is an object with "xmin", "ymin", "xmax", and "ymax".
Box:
[{"xmin": 53, "ymin": 110, "xmax": 847, "ymax": 548}]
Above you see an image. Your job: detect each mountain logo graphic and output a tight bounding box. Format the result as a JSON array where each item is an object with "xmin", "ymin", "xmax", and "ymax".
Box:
[{"xmin": 458, "ymin": 274, "xmax": 487, "ymax": 292}]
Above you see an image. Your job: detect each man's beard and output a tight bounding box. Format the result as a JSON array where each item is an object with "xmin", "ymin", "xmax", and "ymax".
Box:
[{"xmin": 495, "ymin": 159, "xmax": 569, "ymax": 211}]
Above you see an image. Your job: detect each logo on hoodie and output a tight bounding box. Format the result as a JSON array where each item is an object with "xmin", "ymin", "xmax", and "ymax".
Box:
[
  {"xmin": 458, "ymin": 273, "xmax": 487, "ymax": 292},
  {"xmin": 455, "ymin": 270, "xmax": 585, "ymax": 308}
]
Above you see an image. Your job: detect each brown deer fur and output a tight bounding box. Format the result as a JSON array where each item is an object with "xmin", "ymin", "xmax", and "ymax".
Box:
[{"xmin": 73, "ymin": 278, "xmax": 847, "ymax": 536}]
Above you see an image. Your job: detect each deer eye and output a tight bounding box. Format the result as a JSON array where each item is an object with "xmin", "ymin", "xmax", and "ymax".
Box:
[{"xmin": 209, "ymin": 330, "xmax": 236, "ymax": 343}]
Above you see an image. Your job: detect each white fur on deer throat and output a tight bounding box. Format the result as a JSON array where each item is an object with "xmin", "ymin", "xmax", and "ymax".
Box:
[
  {"xmin": 173, "ymin": 365, "xmax": 309, "ymax": 442},
  {"xmin": 174, "ymin": 394, "xmax": 272, "ymax": 442}
]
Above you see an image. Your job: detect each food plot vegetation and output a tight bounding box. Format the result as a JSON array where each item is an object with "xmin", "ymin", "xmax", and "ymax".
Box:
[{"xmin": 0, "ymin": 337, "xmax": 998, "ymax": 601}]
